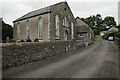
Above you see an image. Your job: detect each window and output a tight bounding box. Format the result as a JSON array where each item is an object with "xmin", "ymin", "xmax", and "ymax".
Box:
[
  {"xmin": 17, "ymin": 22, "xmax": 20, "ymax": 39},
  {"xmin": 38, "ymin": 17, "xmax": 43, "ymax": 39},
  {"xmin": 55, "ymin": 15, "xmax": 60, "ymax": 39},
  {"xmin": 64, "ymin": 8, "xmax": 66, "ymax": 11},
  {"xmin": 71, "ymin": 22, "xmax": 74, "ymax": 39},
  {"xmin": 26, "ymin": 20, "xmax": 30, "ymax": 39},
  {"xmin": 65, "ymin": 17, "xmax": 67, "ymax": 27},
  {"xmin": 64, "ymin": 17, "xmax": 69, "ymax": 27}
]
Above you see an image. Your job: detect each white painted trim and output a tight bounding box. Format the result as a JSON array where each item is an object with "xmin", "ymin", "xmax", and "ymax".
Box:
[
  {"xmin": 55, "ymin": 15, "xmax": 60, "ymax": 39},
  {"xmin": 71, "ymin": 22, "xmax": 74, "ymax": 39},
  {"xmin": 38, "ymin": 17, "xmax": 43, "ymax": 39},
  {"xmin": 17, "ymin": 23, "xmax": 20, "ymax": 40}
]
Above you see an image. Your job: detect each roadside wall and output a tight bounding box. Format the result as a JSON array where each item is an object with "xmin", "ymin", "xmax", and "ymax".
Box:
[
  {"xmin": 114, "ymin": 37, "xmax": 120, "ymax": 52},
  {"xmin": 114, "ymin": 37, "xmax": 120, "ymax": 79},
  {"xmin": 2, "ymin": 40, "xmax": 84, "ymax": 70}
]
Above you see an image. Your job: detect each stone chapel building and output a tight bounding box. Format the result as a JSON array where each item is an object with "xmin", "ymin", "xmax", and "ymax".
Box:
[{"xmin": 13, "ymin": 2, "xmax": 75, "ymax": 42}]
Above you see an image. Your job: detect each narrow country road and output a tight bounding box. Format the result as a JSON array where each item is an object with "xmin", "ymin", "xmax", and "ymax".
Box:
[{"xmin": 3, "ymin": 38, "xmax": 118, "ymax": 78}]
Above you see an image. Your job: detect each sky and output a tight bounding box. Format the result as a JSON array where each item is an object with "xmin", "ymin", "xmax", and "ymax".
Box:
[{"xmin": 0, "ymin": 0, "xmax": 119, "ymax": 26}]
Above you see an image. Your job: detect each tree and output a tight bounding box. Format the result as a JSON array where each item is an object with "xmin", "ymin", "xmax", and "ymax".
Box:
[
  {"xmin": 116, "ymin": 24, "xmax": 120, "ymax": 31},
  {"xmin": 103, "ymin": 16, "xmax": 116, "ymax": 29},
  {"xmin": 83, "ymin": 15, "xmax": 96, "ymax": 28},
  {"xmin": 0, "ymin": 18, "xmax": 2, "ymax": 42},
  {"xmin": 95, "ymin": 14, "xmax": 104, "ymax": 30},
  {"xmin": 2, "ymin": 20, "xmax": 13, "ymax": 41},
  {"xmin": 80, "ymin": 15, "xmax": 117, "ymax": 32}
]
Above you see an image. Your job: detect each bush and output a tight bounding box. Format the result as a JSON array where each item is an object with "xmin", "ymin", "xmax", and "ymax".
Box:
[
  {"xmin": 94, "ymin": 29, "xmax": 100, "ymax": 35},
  {"xmin": 20, "ymin": 39, "xmax": 25, "ymax": 42},
  {"xmin": 102, "ymin": 32, "xmax": 110, "ymax": 39},
  {"xmin": 115, "ymin": 32, "xmax": 120, "ymax": 38},
  {"xmin": 34, "ymin": 38, "xmax": 39, "ymax": 42},
  {"xmin": 102, "ymin": 31, "xmax": 119, "ymax": 40},
  {"xmin": 26, "ymin": 38, "xmax": 32, "ymax": 42}
]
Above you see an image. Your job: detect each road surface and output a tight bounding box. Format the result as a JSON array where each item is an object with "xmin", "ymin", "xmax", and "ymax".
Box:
[{"xmin": 3, "ymin": 38, "xmax": 118, "ymax": 78}]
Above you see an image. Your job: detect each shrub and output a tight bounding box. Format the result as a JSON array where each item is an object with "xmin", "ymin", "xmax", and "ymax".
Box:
[
  {"xmin": 26, "ymin": 38, "xmax": 32, "ymax": 42},
  {"xmin": 115, "ymin": 32, "xmax": 120, "ymax": 38},
  {"xmin": 102, "ymin": 31, "xmax": 119, "ymax": 40},
  {"xmin": 34, "ymin": 38, "xmax": 39, "ymax": 42},
  {"xmin": 20, "ymin": 39, "xmax": 25, "ymax": 42},
  {"xmin": 94, "ymin": 29, "xmax": 100, "ymax": 35},
  {"xmin": 102, "ymin": 32, "xmax": 110, "ymax": 39}
]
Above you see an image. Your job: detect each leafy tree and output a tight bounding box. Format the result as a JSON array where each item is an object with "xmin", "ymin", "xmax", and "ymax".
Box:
[
  {"xmin": 116, "ymin": 24, "xmax": 120, "ymax": 31},
  {"xmin": 95, "ymin": 14, "xmax": 104, "ymax": 30},
  {"xmin": 80, "ymin": 18, "xmax": 85, "ymax": 22},
  {"xmin": 103, "ymin": 16, "xmax": 116, "ymax": 29},
  {"xmin": 80, "ymin": 14, "xmax": 117, "ymax": 34},
  {"xmin": 2, "ymin": 20, "xmax": 13, "ymax": 41},
  {"xmin": 115, "ymin": 32, "xmax": 120, "ymax": 38}
]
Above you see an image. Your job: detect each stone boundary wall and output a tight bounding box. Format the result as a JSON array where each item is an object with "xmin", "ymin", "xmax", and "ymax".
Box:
[
  {"xmin": 114, "ymin": 37, "xmax": 120, "ymax": 51},
  {"xmin": 2, "ymin": 40, "xmax": 84, "ymax": 70},
  {"xmin": 114, "ymin": 37, "xmax": 120, "ymax": 79}
]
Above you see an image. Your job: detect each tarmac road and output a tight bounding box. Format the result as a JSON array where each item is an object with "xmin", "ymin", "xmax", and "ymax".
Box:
[{"xmin": 3, "ymin": 38, "xmax": 118, "ymax": 78}]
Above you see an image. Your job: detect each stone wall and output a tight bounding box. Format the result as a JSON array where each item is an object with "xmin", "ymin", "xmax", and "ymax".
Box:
[
  {"xmin": 114, "ymin": 37, "xmax": 120, "ymax": 79},
  {"xmin": 114, "ymin": 37, "xmax": 120, "ymax": 51},
  {"xmin": 2, "ymin": 40, "xmax": 84, "ymax": 70}
]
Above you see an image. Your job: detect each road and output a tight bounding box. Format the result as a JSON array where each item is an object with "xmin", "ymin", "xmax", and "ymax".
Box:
[{"xmin": 3, "ymin": 38, "xmax": 118, "ymax": 78}]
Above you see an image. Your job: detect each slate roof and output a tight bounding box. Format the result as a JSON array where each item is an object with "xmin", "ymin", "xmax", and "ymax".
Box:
[
  {"xmin": 75, "ymin": 17, "xmax": 90, "ymax": 33},
  {"xmin": 13, "ymin": 2, "xmax": 65, "ymax": 22},
  {"xmin": 75, "ymin": 17, "xmax": 88, "ymax": 26}
]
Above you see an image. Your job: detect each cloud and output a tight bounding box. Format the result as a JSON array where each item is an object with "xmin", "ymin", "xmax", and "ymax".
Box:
[
  {"xmin": 2, "ymin": 2, "xmax": 33, "ymax": 25},
  {"xmin": 0, "ymin": 0, "xmax": 119, "ymax": 2},
  {"xmin": 1, "ymin": 2, "xmax": 59, "ymax": 25},
  {"xmin": 1, "ymin": 0, "xmax": 119, "ymax": 26},
  {"xmin": 118, "ymin": 1, "xmax": 120, "ymax": 24},
  {"xmin": 0, "ymin": 3, "xmax": 2, "ymax": 18}
]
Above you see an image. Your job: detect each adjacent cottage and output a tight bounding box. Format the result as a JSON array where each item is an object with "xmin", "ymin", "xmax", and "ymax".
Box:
[
  {"xmin": 75, "ymin": 17, "xmax": 93, "ymax": 44},
  {"xmin": 13, "ymin": 2, "xmax": 75, "ymax": 42}
]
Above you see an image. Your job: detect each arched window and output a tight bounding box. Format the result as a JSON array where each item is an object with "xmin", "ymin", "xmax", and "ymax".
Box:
[
  {"xmin": 65, "ymin": 17, "xmax": 67, "ymax": 27},
  {"xmin": 64, "ymin": 17, "xmax": 69, "ymax": 27},
  {"xmin": 26, "ymin": 20, "xmax": 30, "ymax": 39},
  {"xmin": 55, "ymin": 15, "xmax": 60, "ymax": 39},
  {"xmin": 38, "ymin": 17, "xmax": 43, "ymax": 39},
  {"xmin": 71, "ymin": 22, "xmax": 74, "ymax": 39},
  {"xmin": 17, "ymin": 22, "xmax": 20, "ymax": 40}
]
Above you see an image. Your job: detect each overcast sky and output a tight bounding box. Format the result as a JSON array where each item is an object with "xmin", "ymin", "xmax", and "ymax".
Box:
[{"xmin": 0, "ymin": 0, "xmax": 119, "ymax": 26}]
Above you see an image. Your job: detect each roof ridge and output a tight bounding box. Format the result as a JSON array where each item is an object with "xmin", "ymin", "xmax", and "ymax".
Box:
[{"xmin": 13, "ymin": 1, "xmax": 66, "ymax": 22}]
